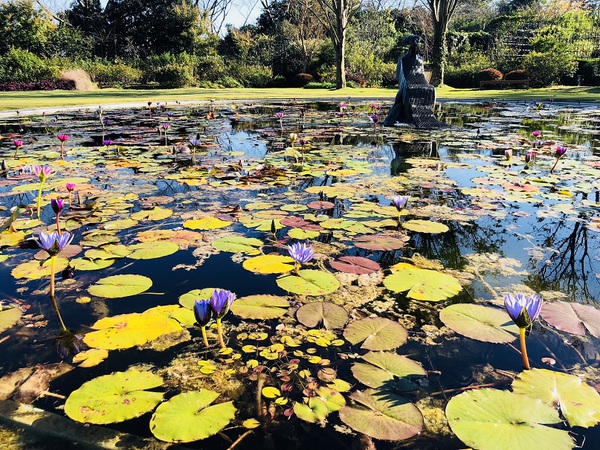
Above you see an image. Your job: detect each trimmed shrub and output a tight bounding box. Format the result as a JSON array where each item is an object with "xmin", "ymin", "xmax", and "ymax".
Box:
[
  {"xmin": 151, "ymin": 64, "xmax": 195, "ymax": 88},
  {"xmin": 504, "ymin": 69, "xmax": 530, "ymax": 80},
  {"xmin": 523, "ymin": 51, "xmax": 577, "ymax": 87},
  {"xmin": 477, "ymin": 68, "xmax": 503, "ymax": 81},
  {"xmin": 88, "ymin": 63, "xmax": 142, "ymax": 88},
  {"xmin": 304, "ymin": 82, "xmax": 335, "ymax": 89},
  {"xmin": 0, "ymin": 80, "xmax": 75, "ymax": 91},
  {"xmin": 291, "ymin": 73, "xmax": 315, "ymax": 87}
]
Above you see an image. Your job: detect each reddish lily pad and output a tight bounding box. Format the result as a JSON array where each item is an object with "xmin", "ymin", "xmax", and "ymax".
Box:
[
  {"xmin": 330, "ymin": 256, "xmax": 380, "ymax": 274},
  {"xmin": 307, "ymin": 201, "xmax": 335, "ymax": 210},
  {"xmin": 353, "ymin": 234, "xmax": 409, "ymax": 251},
  {"xmin": 540, "ymin": 301, "xmax": 600, "ymax": 338}
]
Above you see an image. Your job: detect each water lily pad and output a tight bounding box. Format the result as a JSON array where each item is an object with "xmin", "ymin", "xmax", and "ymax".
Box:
[
  {"xmin": 402, "ymin": 219, "xmax": 449, "ymax": 234},
  {"xmin": 211, "ymin": 236, "xmax": 263, "ymax": 255},
  {"xmin": 296, "ymin": 302, "xmax": 348, "ymax": 329},
  {"xmin": 353, "ymin": 234, "xmax": 409, "ymax": 251},
  {"xmin": 128, "ymin": 241, "xmax": 179, "ymax": 260},
  {"xmin": 84, "ymin": 309, "xmax": 183, "ymax": 350},
  {"xmin": 287, "ymin": 227, "xmax": 320, "ymax": 239},
  {"xmin": 231, "ymin": 295, "xmax": 289, "ymax": 319},
  {"xmin": 243, "ymin": 254, "xmax": 295, "ymax": 274},
  {"xmin": 70, "ymin": 258, "xmax": 115, "ymax": 271},
  {"xmin": 178, "ymin": 288, "xmax": 218, "ymax": 309},
  {"xmin": 262, "ymin": 386, "xmax": 281, "ymax": 398},
  {"xmin": 0, "ymin": 231, "xmax": 26, "ymax": 247},
  {"xmin": 351, "ymin": 352, "xmax": 426, "ymax": 389},
  {"xmin": 0, "ymin": 305, "xmax": 22, "ymax": 334},
  {"xmin": 184, "ymin": 217, "xmax": 232, "ymax": 230},
  {"xmin": 72, "ymin": 348, "xmax": 109, "ymax": 368},
  {"xmin": 339, "ymin": 389, "xmax": 423, "ymax": 441},
  {"xmin": 276, "ymin": 269, "xmax": 340, "ymax": 296},
  {"xmin": 512, "ymin": 368, "xmax": 600, "ymax": 428},
  {"xmin": 330, "ymin": 256, "xmax": 380, "ymax": 274},
  {"xmin": 446, "ymin": 388, "xmax": 574, "ymax": 450},
  {"xmin": 65, "ymin": 369, "xmax": 164, "ymax": 424},
  {"xmin": 307, "ymin": 200, "xmax": 335, "ymax": 210},
  {"xmin": 130, "ymin": 207, "xmax": 173, "ymax": 221},
  {"xmin": 383, "ymin": 263, "xmax": 462, "ymax": 301},
  {"xmin": 440, "ymin": 304, "xmax": 518, "ymax": 343},
  {"xmin": 293, "ymin": 397, "xmax": 330, "ymax": 424},
  {"xmin": 87, "ymin": 274, "xmax": 152, "ymax": 298},
  {"xmin": 540, "ymin": 301, "xmax": 600, "ymax": 338},
  {"xmin": 150, "ymin": 390, "xmax": 236, "ymax": 443},
  {"xmin": 343, "ymin": 317, "xmax": 407, "ymax": 350},
  {"xmin": 11, "ymin": 257, "xmax": 69, "ymax": 280}
]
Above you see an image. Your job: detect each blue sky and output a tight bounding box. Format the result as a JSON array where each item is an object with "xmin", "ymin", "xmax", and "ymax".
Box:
[{"xmin": 45, "ymin": 0, "xmax": 261, "ymax": 29}]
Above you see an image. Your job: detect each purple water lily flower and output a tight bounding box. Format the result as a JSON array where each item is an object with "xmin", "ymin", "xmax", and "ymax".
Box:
[
  {"xmin": 525, "ymin": 152, "xmax": 536, "ymax": 164},
  {"xmin": 504, "ymin": 292, "xmax": 542, "ymax": 328},
  {"xmin": 555, "ymin": 146, "xmax": 567, "ymax": 158},
  {"xmin": 51, "ymin": 198, "xmax": 64, "ymax": 214},
  {"xmin": 288, "ymin": 242, "xmax": 315, "ymax": 264},
  {"xmin": 33, "ymin": 165, "xmax": 52, "ymax": 182},
  {"xmin": 13, "ymin": 139, "xmax": 23, "ymax": 148},
  {"xmin": 531, "ymin": 130, "xmax": 540, "ymax": 138},
  {"xmin": 275, "ymin": 111, "xmax": 284, "ymax": 119},
  {"xmin": 162, "ymin": 123, "xmax": 169, "ymax": 130},
  {"xmin": 370, "ymin": 114, "xmax": 379, "ymax": 124},
  {"xmin": 392, "ymin": 195, "xmax": 409, "ymax": 211},
  {"xmin": 210, "ymin": 289, "xmax": 236, "ymax": 318},
  {"xmin": 194, "ymin": 299, "xmax": 213, "ymax": 327},
  {"xmin": 65, "ymin": 183, "xmax": 75, "ymax": 192},
  {"xmin": 103, "ymin": 139, "xmax": 113, "ymax": 146},
  {"xmin": 36, "ymin": 231, "xmax": 73, "ymax": 256},
  {"xmin": 190, "ymin": 138, "xmax": 201, "ymax": 147}
]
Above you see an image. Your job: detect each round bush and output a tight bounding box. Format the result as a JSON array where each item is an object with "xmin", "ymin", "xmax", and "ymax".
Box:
[
  {"xmin": 291, "ymin": 73, "xmax": 314, "ymax": 87},
  {"xmin": 477, "ymin": 68, "xmax": 503, "ymax": 81},
  {"xmin": 505, "ymin": 70, "xmax": 530, "ymax": 80}
]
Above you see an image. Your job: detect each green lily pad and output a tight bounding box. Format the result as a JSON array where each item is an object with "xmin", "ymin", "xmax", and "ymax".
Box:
[
  {"xmin": 128, "ymin": 241, "xmax": 179, "ymax": 260},
  {"xmin": 293, "ymin": 397, "xmax": 330, "ymax": 424},
  {"xmin": 315, "ymin": 386, "xmax": 346, "ymax": 412},
  {"xmin": 296, "ymin": 302, "xmax": 348, "ymax": 329},
  {"xmin": 178, "ymin": 288, "xmax": 218, "ymax": 309},
  {"xmin": 243, "ymin": 254, "xmax": 294, "ymax": 274},
  {"xmin": 339, "ymin": 389, "xmax": 423, "ymax": 441},
  {"xmin": 446, "ymin": 388, "xmax": 574, "ymax": 450},
  {"xmin": 287, "ymin": 227, "xmax": 320, "ymax": 240},
  {"xmin": 231, "ymin": 295, "xmax": 289, "ymax": 319},
  {"xmin": 276, "ymin": 269, "xmax": 340, "ymax": 296},
  {"xmin": 440, "ymin": 304, "xmax": 518, "ymax": 343},
  {"xmin": 402, "ymin": 219, "xmax": 449, "ymax": 234},
  {"xmin": 87, "ymin": 274, "xmax": 153, "ymax": 298},
  {"xmin": 184, "ymin": 217, "xmax": 231, "ymax": 230},
  {"xmin": 65, "ymin": 369, "xmax": 164, "ymax": 424},
  {"xmin": 0, "ymin": 305, "xmax": 22, "ymax": 334},
  {"xmin": 211, "ymin": 236, "xmax": 263, "ymax": 255},
  {"xmin": 70, "ymin": 258, "xmax": 115, "ymax": 271},
  {"xmin": 84, "ymin": 309, "xmax": 183, "ymax": 350},
  {"xmin": 351, "ymin": 352, "xmax": 426, "ymax": 389},
  {"xmin": 512, "ymin": 368, "xmax": 600, "ymax": 428},
  {"xmin": 130, "ymin": 207, "xmax": 173, "ymax": 221},
  {"xmin": 383, "ymin": 263, "xmax": 462, "ymax": 301},
  {"xmin": 343, "ymin": 317, "xmax": 407, "ymax": 350},
  {"xmin": 150, "ymin": 390, "xmax": 236, "ymax": 443}
]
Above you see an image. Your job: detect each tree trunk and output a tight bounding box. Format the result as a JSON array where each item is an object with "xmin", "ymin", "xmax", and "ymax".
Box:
[
  {"xmin": 430, "ymin": 21, "xmax": 447, "ymax": 87},
  {"xmin": 335, "ymin": 35, "xmax": 346, "ymax": 89}
]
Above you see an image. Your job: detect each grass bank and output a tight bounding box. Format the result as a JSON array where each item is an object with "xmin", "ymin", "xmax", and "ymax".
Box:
[{"xmin": 1, "ymin": 85, "xmax": 599, "ymax": 112}]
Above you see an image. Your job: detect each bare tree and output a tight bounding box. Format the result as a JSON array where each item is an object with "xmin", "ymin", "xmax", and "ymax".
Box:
[
  {"xmin": 195, "ymin": 0, "xmax": 236, "ymax": 34},
  {"xmin": 313, "ymin": 0, "xmax": 362, "ymax": 88},
  {"xmin": 424, "ymin": 0, "xmax": 461, "ymax": 86}
]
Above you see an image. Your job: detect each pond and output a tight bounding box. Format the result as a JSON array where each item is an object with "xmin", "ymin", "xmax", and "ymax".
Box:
[{"xmin": 0, "ymin": 98, "xmax": 599, "ymax": 449}]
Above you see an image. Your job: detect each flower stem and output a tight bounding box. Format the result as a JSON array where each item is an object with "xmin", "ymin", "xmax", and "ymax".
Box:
[
  {"xmin": 550, "ymin": 156, "xmax": 562, "ymax": 174},
  {"xmin": 216, "ymin": 317, "xmax": 226, "ymax": 348},
  {"xmin": 67, "ymin": 193, "xmax": 72, "ymax": 208},
  {"xmin": 36, "ymin": 181, "xmax": 45, "ymax": 219},
  {"xmin": 49, "ymin": 256, "xmax": 67, "ymax": 331},
  {"xmin": 201, "ymin": 326, "xmax": 209, "ymax": 347},
  {"xmin": 55, "ymin": 212, "xmax": 61, "ymax": 235},
  {"xmin": 60, "ymin": 143, "xmax": 64, "ymax": 159},
  {"xmin": 519, "ymin": 327, "xmax": 530, "ymax": 370}
]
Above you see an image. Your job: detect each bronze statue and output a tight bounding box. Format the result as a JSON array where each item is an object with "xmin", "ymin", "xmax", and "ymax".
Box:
[{"xmin": 383, "ymin": 35, "xmax": 447, "ymax": 128}]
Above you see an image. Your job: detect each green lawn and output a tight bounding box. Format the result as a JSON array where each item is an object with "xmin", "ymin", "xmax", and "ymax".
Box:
[{"xmin": 1, "ymin": 85, "xmax": 599, "ymax": 111}]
